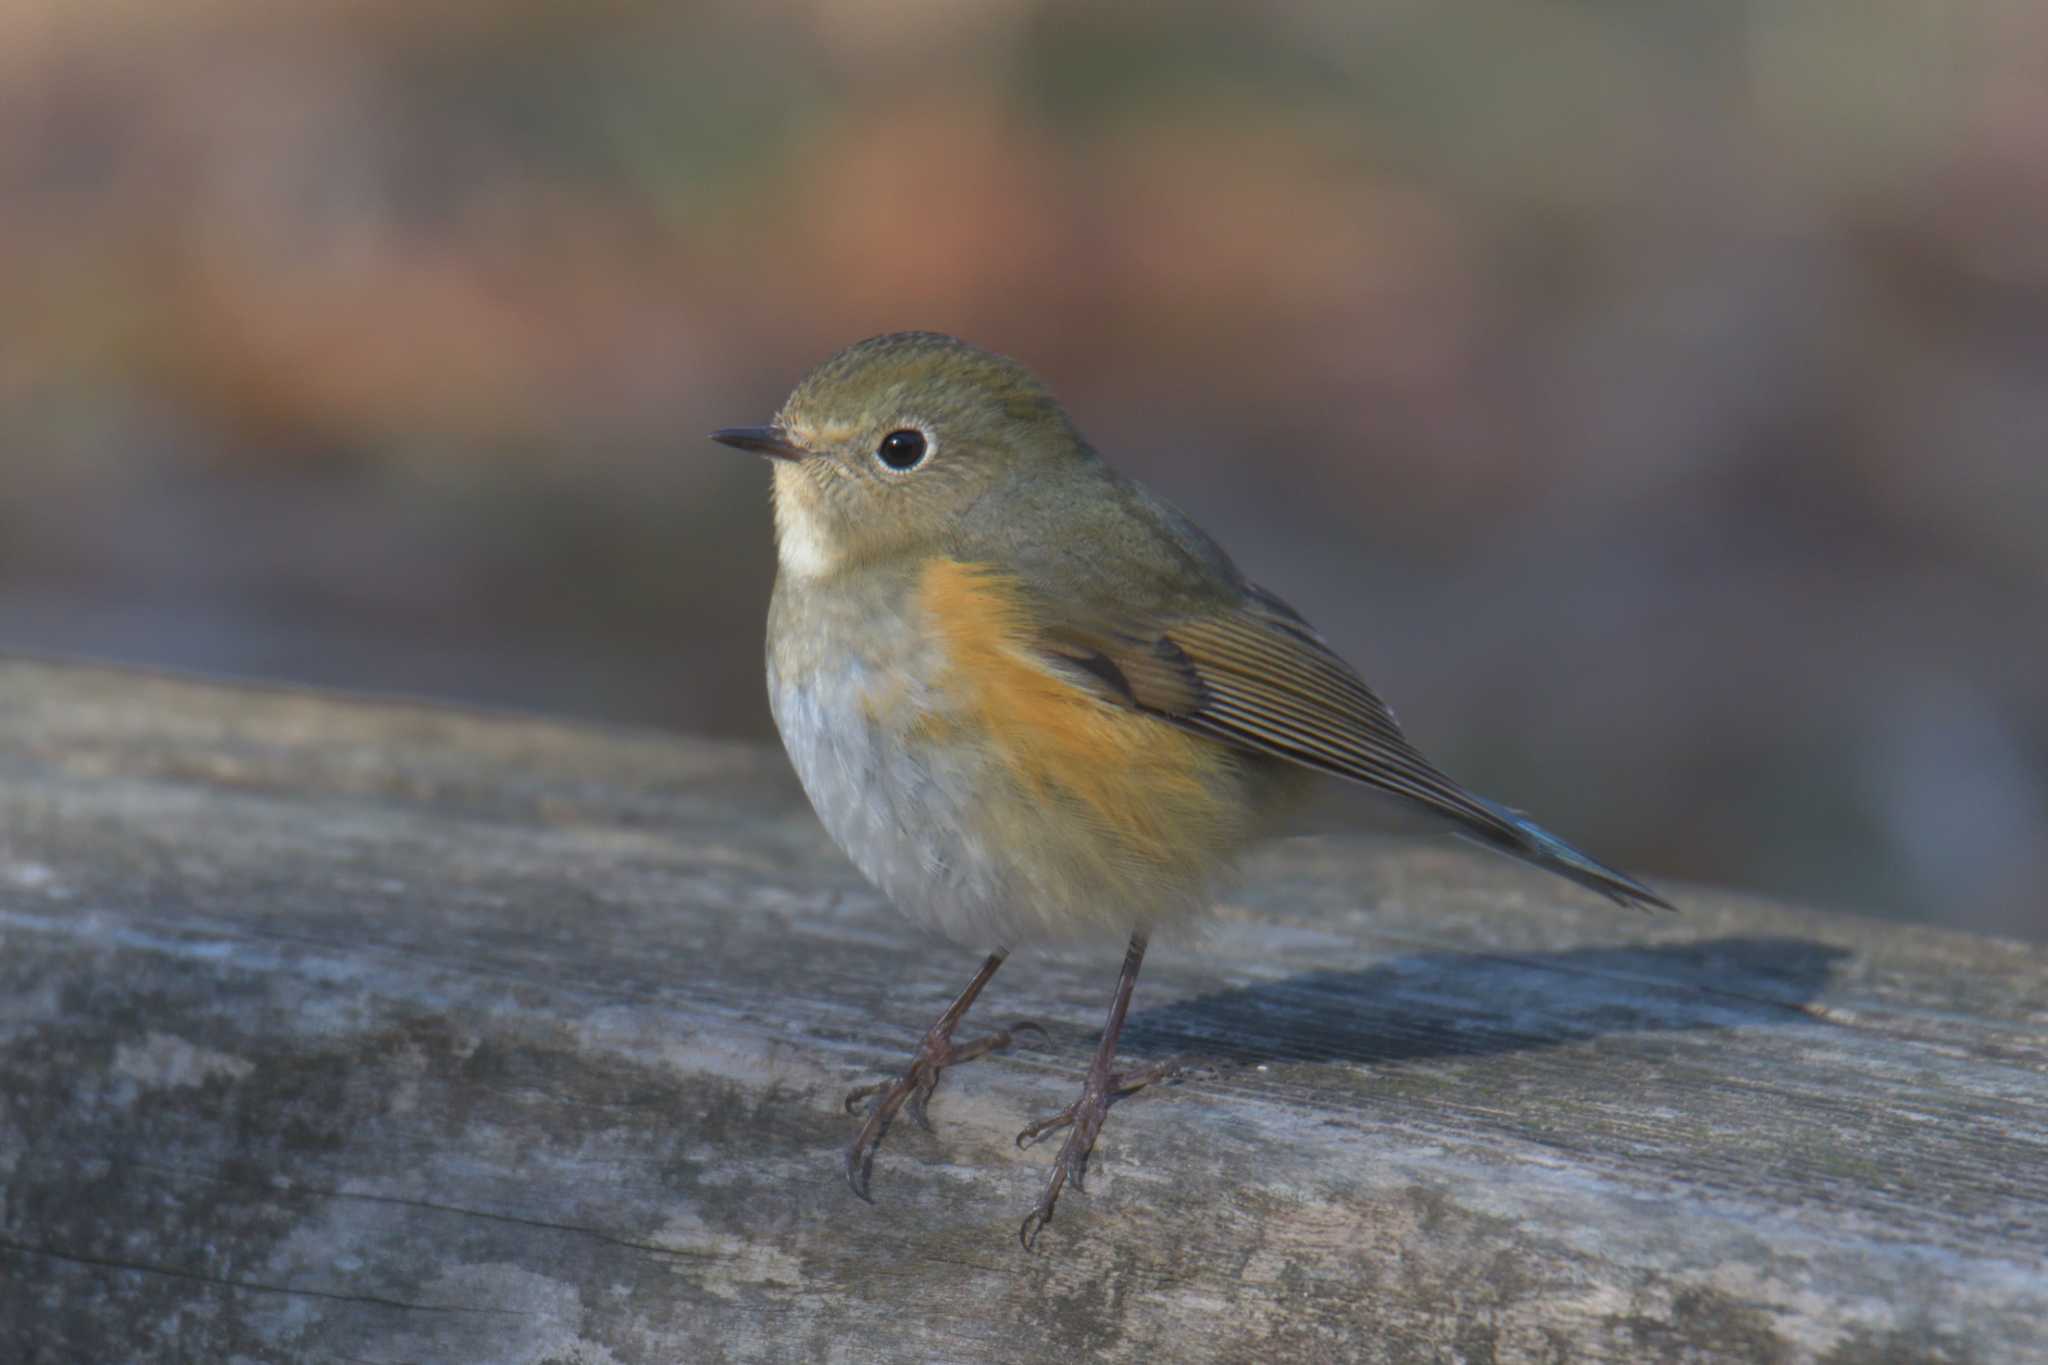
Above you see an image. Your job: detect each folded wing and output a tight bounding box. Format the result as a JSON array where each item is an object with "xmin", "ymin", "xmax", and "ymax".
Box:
[{"xmin": 1037, "ymin": 583, "xmax": 1672, "ymax": 911}]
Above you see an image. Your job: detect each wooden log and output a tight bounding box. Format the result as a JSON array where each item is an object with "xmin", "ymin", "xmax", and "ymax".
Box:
[{"xmin": 0, "ymin": 658, "xmax": 2041, "ymax": 1363}]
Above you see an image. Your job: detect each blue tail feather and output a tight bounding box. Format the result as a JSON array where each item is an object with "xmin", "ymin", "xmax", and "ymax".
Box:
[{"xmin": 1459, "ymin": 797, "xmax": 1674, "ymax": 911}]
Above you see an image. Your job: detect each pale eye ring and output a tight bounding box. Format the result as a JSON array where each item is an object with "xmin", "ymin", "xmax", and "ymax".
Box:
[{"xmin": 875, "ymin": 428, "xmax": 928, "ymax": 471}]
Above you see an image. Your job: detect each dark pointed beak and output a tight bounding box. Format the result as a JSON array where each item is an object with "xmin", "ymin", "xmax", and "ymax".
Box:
[{"xmin": 709, "ymin": 426, "xmax": 808, "ymax": 462}]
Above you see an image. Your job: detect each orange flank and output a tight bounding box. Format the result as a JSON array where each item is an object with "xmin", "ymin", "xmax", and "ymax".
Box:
[{"xmin": 915, "ymin": 559, "xmax": 1246, "ymax": 868}]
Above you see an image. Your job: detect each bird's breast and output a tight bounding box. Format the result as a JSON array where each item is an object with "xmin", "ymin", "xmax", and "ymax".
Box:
[{"xmin": 767, "ymin": 560, "xmax": 1258, "ymax": 947}]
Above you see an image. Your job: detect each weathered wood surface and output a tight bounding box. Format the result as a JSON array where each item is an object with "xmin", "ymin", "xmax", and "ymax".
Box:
[{"xmin": 0, "ymin": 658, "xmax": 2042, "ymax": 1364}]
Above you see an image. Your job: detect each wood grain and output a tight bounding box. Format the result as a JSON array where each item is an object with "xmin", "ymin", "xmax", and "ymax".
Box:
[{"xmin": 0, "ymin": 659, "xmax": 2040, "ymax": 1363}]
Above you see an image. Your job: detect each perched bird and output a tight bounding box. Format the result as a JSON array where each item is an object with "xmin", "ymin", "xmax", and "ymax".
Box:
[{"xmin": 712, "ymin": 331, "xmax": 1669, "ymax": 1249}]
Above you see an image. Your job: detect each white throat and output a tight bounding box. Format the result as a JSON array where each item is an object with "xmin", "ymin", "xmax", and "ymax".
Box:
[{"xmin": 771, "ymin": 468, "xmax": 841, "ymax": 581}]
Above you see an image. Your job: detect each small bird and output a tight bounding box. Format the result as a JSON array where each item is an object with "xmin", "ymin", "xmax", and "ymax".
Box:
[{"xmin": 712, "ymin": 331, "xmax": 1669, "ymax": 1249}]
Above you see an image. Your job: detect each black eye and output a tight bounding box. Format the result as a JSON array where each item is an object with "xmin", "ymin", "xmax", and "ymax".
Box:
[{"xmin": 875, "ymin": 429, "xmax": 928, "ymax": 471}]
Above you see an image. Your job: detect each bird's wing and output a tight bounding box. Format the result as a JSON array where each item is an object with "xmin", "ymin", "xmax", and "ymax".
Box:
[{"xmin": 1034, "ymin": 580, "xmax": 1672, "ymax": 910}]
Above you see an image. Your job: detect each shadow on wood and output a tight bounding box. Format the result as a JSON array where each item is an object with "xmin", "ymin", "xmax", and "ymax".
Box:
[{"xmin": 1123, "ymin": 936, "xmax": 1852, "ymax": 1067}]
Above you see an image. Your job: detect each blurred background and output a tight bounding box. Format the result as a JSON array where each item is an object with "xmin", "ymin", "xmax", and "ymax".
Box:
[{"xmin": 2, "ymin": 1, "xmax": 2044, "ymax": 939}]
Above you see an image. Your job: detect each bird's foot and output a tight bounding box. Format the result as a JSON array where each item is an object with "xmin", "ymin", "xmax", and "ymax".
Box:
[
  {"xmin": 1014, "ymin": 1057, "xmax": 1180, "ymax": 1250},
  {"xmin": 843, "ymin": 1017, "xmax": 1047, "ymax": 1201}
]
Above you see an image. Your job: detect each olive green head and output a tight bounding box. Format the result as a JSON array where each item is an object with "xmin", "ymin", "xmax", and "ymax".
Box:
[{"xmin": 711, "ymin": 332, "xmax": 1093, "ymax": 579}]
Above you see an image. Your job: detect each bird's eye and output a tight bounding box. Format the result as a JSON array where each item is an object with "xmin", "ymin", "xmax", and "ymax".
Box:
[{"xmin": 875, "ymin": 429, "xmax": 928, "ymax": 471}]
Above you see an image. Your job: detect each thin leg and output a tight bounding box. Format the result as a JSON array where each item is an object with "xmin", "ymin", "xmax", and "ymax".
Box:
[
  {"xmin": 843, "ymin": 949, "xmax": 1045, "ymax": 1202},
  {"xmin": 1015, "ymin": 933, "xmax": 1177, "ymax": 1250}
]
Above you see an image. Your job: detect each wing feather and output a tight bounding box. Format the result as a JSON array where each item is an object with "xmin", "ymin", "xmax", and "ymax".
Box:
[{"xmin": 1036, "ymin": 582, "xmax": 1671, "ymax": 910}]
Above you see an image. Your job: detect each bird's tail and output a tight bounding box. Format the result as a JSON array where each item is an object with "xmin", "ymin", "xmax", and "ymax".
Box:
[{"xmin": 1453, "ymin": 796, "xmax": 1674, "ymax": 911}]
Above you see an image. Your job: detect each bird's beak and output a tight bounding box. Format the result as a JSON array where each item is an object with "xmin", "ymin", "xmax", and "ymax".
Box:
[{"xmin": 709, "ymin": 426, "xmax": 809, "ymax": 462}]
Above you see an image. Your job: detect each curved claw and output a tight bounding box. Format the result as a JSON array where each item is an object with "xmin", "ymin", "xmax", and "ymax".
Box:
[
  {"xmin": 843, "ymin": 1081, "xmax": 884, "ymax": 1117},
  {"xmin": 843, "ymin": 1143, "xmax": 875, "ymax": 1204},
  {"xmin": 1005, "ymin": 1019, "xmax": 1051, "ymax": 1044},
  {"xmin": 905, "ymin": 1074, "xmax": 939, "ymax": 1132},
  {"xmin": 1018, "ymin": 1158, "xmax": 1072, "ymax": 1251},
  {"xmin": 1014, "ymin": 1105, "xmax": 1077, "ymax": 1151}
]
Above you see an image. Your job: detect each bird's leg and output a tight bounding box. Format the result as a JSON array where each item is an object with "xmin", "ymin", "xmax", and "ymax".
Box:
[
  {"xmin": 1015, "ymin": 933, "xmax": 1176, "ymax": 1250},
  {"xmin": 843, "ymin": 949, "xmax": 1045, "ymax": 1202}
]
